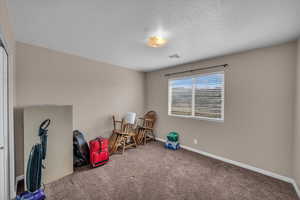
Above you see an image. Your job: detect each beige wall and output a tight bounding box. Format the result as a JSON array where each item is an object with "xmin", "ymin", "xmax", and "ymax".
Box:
[
  {"xmin": 16, "ymin": 42, "xmax": 145, "ymax": 142},
  {"xmin": 146, "ymin": 42, "xmax": 297, "ymax": 177},
  {"xmin": 23, "ymin": 105, "xmax": 73, "ymax": 184},
  {"xmin": 293, "ymin": 39, "xmax": 300, "ymax": 187},
  {"xmin": 0, "ymin": 0, "xmax": 16, "ymax": 198}
]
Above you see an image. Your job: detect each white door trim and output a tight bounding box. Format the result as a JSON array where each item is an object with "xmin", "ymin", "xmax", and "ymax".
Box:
[
  {"xmin": 0, "ymin": 44, "xmax": 8, "ymax": 200},
  {"xmin": 0, "ymin": 25, "xmax": 15, "ymax": 200}
]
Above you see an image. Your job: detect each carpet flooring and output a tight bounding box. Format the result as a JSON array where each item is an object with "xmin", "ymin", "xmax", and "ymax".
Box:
[{"xmin": 45, "ymin": 142, "xmax": 299, "ymax": 200}]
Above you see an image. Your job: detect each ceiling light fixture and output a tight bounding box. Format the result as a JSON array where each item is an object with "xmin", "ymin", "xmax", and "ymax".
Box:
[{"xmin": 147, "ymin": 36, "xmax": 167, "ymax": 48}]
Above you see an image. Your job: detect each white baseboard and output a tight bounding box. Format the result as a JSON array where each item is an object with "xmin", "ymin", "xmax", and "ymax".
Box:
[
  {"xmin": 156, "ymin": 137, "xmax": 299, "ymax": 197},
  {"xmin": 15, "ymin": 175, "xmax": 24, "ymax": 188},
  {"xmin": 11, "ymin": 175, "xmax": 25, "ymax": 199},
  {"xmin": 291, "ymin": 180, "xmax": 300, "ymax": 198}
]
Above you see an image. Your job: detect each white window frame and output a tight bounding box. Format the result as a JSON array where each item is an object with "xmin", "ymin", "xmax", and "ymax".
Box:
[{"xmin": 168, "ymin": 71, "xmax": 225, "ymax": 122}]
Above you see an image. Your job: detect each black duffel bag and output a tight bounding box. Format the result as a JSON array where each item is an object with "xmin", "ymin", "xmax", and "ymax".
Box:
[{"xmin": 73, "ymin": 130, "xmax": 90, "ymax": 167}]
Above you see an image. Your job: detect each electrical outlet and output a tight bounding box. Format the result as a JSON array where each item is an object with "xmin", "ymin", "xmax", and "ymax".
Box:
[{"xmin": 194, "ymin": 139, "xmax": 198, "ymax": 144}]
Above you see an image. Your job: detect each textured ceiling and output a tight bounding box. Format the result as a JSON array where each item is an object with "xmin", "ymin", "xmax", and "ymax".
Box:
[{"xmin": 9, "ymin": 0, "xmax": 300, "ymax": 71}]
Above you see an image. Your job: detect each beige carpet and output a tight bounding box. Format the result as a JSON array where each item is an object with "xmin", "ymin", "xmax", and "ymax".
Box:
[{"xmin": 45, "ymin": 142, "xmax": 299, "ymax": 200}]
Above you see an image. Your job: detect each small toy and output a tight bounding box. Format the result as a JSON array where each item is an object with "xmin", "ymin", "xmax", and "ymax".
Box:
[{"xmin": 165, "ymin": 132, "xmax": 180, "ymax": 150}]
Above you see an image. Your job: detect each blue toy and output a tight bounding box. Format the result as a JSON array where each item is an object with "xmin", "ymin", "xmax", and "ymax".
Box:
[{"xmin": 165, "ymin": 140, "xmax": 180, "ymax": 150}]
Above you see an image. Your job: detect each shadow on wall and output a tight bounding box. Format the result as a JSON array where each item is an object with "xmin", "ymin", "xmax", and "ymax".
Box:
[{"xmin": 14, "ymin": 107, "xmax": 24, "ymax": 177}]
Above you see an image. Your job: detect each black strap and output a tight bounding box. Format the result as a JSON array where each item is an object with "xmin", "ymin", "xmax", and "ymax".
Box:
[{"xmin": 95, "ymin": 159, "xmax": 109, "ymax": 165}]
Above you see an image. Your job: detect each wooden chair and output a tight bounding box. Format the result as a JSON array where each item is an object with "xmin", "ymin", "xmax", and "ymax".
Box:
[
  {"xmin": 109, "ymin": 116, "xmax": 124, "ymax": 154},
  {"xmin": 118, "ymin": 123, "xmax": 138, "ymax": 154},
  {"xmin": 136, "ymin": 111, "xmax": 157, "ymax": 145},
  {"xmin": 109, "ymin": 116, "xmax": 138, "ymax": 154}
]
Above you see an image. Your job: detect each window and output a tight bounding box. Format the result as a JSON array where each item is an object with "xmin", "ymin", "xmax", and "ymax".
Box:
[{"xmin": 168, "ymin": 71, "xmax": 224, "ymax": 121}]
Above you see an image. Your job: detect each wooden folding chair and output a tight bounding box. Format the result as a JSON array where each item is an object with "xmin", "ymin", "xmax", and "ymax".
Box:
[{"xmin": 109, "ymin": 116, "xmax": 124, "ymax": 154}]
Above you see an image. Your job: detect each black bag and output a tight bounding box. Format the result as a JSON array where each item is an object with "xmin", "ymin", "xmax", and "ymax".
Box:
[{"xmin": 73, "ymin": 130, "xmax": 90, "ymax": 167}]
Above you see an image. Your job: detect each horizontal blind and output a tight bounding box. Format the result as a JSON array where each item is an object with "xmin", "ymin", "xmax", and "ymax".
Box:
[
  {"xmin": 170, "ymin": 77, "xmax": 193, "ymax": 116},
  {"xmin": 195, "ymin": 72, "xmax": 224, "ymax": 119},
  {"xmin": 169, "ymin": 71, "xmax": 224, "ymax": 120}
]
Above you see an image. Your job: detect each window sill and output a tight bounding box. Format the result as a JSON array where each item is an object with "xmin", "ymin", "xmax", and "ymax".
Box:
[{"xmin": 168, "ymin": 114, "xmax": 224, "ymax": 123}]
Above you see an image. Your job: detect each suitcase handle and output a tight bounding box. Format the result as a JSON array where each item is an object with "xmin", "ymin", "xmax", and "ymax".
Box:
[{"xmin": 96, "ymin": 137, "xmax": 102, "ymax": 153}]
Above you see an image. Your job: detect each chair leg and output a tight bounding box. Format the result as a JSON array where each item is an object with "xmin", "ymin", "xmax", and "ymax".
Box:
[
  {"xmin": 122, "ymin": 138, "xmax": 126, "ymax": 154},
  {"xmin": 139, "ymin": 130, "xmax": 145, "ymax": 145},
  {"xmin": 151, "ymin": 131, "xmax": 156, "ymax": 141},
  {"xmin": 144, "ymin": 132, "xmax": 147, "ymax": 145},
  {"xmin": 138, "ymin": 130, "xmax": 144, "ymax": 145},
  {"xmin": 109, "ymin": 133, "xmax": 118, "ymax": 154},
  {"xmin": 132, "ymin": 136, "xmax": 138, "ymax": 147},
  {"xmin": 112, "ymin": 135, "xmax": 121, "ymax": 154}
]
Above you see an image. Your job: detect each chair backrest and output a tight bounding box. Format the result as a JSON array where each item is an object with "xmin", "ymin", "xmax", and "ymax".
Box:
[
  {"xmin": 143, "ymin": 118, "xmax": 155, "ymax": 129},
  {"xmin": 112, "ymin": 115, "xmax": 124, "ymax": 131},
  {"xmin": 143, "ymin": 111, "xmax": 157, "ymax": 128},
  {"xmin": 122, "ymin": 123, "xmax": 135, "ymax": 134},
  {"xmin": 144, "ymin": 110, "xmax": 156, "ymax": 121}
]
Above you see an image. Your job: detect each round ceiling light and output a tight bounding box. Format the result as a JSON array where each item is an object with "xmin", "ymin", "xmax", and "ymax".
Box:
[{"xmin": 147, "ymin": 36, "xmax": 167, "ymax": 48}]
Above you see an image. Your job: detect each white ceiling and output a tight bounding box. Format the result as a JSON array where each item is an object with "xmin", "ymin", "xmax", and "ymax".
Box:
[{"xmin": 9, "ymin": 0, "xmax": 300, "ymax": 71}]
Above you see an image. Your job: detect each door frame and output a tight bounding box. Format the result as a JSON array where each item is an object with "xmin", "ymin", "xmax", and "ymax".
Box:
[{"xmin": 0, "ymin": 26, "xmax": 15, "ymax": 200}]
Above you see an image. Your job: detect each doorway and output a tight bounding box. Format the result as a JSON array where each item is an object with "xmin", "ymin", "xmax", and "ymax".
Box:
[{"xmin": 0, "ymin": 44, "xmax": 9, "ymax": 199}]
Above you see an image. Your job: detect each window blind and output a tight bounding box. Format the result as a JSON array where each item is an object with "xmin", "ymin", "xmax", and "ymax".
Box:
[{"xmin": 169, "ymin": 71, "xmax": 224, "ymax": 121}]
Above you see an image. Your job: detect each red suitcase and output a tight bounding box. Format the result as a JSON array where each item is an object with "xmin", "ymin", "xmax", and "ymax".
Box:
[{"xmin": 89, "ymin": 137, "xmax": 109, "ymax": 168}]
